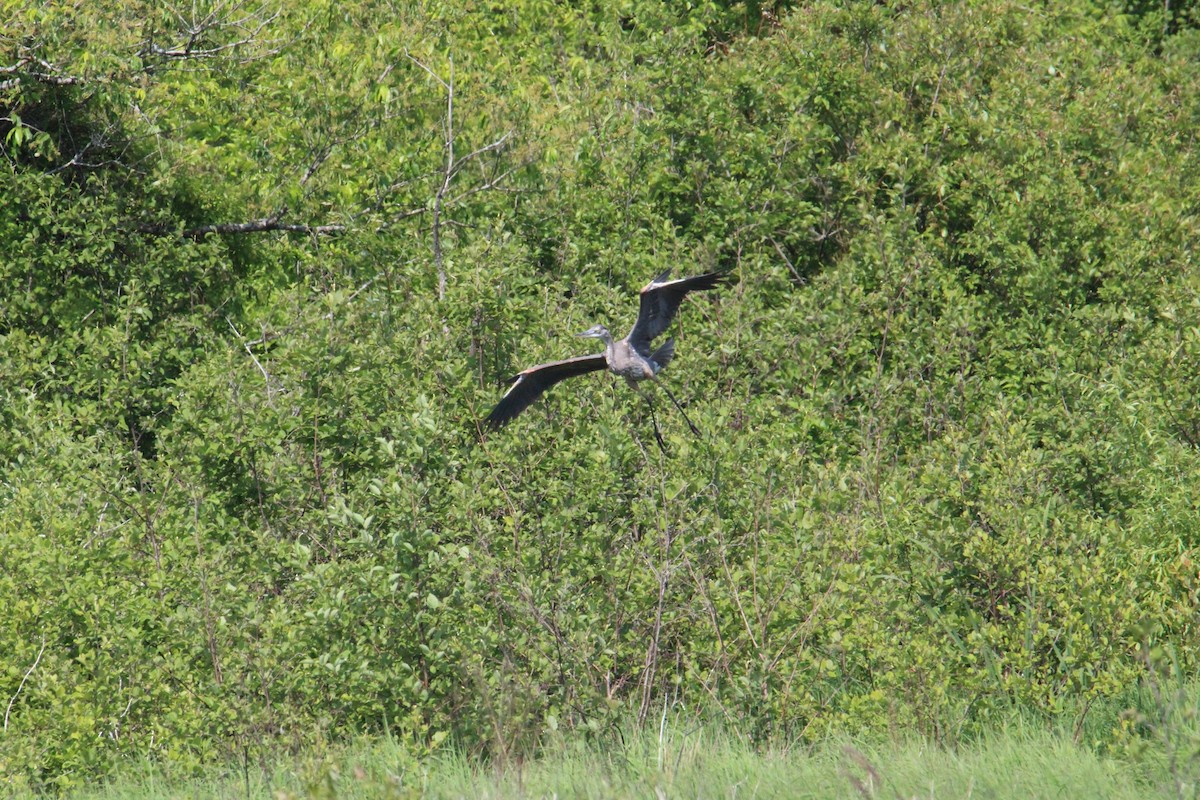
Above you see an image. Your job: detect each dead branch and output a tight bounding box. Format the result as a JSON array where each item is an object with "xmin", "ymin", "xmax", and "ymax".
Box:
[
  {"xmin": 136, "ymin": 215, "xmax": 344, "ymax": 238},
  {"xmin": 0, "ymin": 56, "xmax": 85, "ymax": 90},
  {"xmin": 432, "ymin": 54, "xmax": 454, "ymax": 301},
  {"xmin": 139, "ymin": 0, "xmax": 283, "ymax": 65},
  {"xmin": 226, "ymin": 316, "xmax": 276, "ymax": 403},
  {"xmin": 184, "ymin": 217, "xmax": 344, "ymax": 238},
  {"xmin": 297, "ymin": 141, "xmax": 334, "ymax": 190},
  {"xmin": 445, "ymin": 154, "xmax": 523, "ymax": 206},
  {"xmin": 451, "ymin": 129, "xmax": 513, "ymax": 175},
  {"xmin": 405, "ymin": 51, "xmax": 517, "ymax": 300},
  {"xmin": 405, "ymin": 52, "xmax": 449, "ymax": 90},
  {"xmin": 4, "ymin": 636, "xmax": 47, "ymax": 733}
]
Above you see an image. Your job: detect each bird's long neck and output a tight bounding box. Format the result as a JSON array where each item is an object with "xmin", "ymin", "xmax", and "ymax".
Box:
[{"xmin": 596, "ymin": 328, "xmax": 618, "ymax": 362}]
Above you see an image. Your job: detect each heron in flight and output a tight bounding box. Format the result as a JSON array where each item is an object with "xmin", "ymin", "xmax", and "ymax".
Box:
[{"xmin": 484, "ymin": 269, "xmax": 727, "ymax": 449}]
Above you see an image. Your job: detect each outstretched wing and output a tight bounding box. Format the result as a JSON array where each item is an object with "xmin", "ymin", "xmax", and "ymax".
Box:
[
  {"xmin": 484, "ymin": 354, "xmax": 607, "ymax": 429},
  {"xmin": 627, "ymin": 269, "xmax": 727, "ymax": 356}
]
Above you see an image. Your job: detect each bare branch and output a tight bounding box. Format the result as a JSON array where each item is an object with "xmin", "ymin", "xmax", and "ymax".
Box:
[
  {"xmin": 404, "ymin": 53, "xmax": 521, "ymax": 300},
  {"xmin": 451, "ymin": 129, "xmax": 514, "ymax": 173},
  {"xmin": 5, "ymin": 636, "xmax": 47, "ymax": 733},
  {"xmin": 445, "ymin": 157, "xmax": 527, "ymax": 207},
  {"xmin": 136, "ymin": 216, "xmax": 344, "ymax": 238},
  {"xmin": 404, "ymin": 51, "xmax": 449, "ymax": 90},
  {"xmin": 375, "ymin": 205, "xmax": 431, "ymax": 231},
  {"xmin": 769, "ymin": 235, "xmax": 807, "ymax": 286},
  {"xmin": 139, "ymin": 1, "xmax": 284, "ymax": 65},
  {"xmin": 322, "ymin": 276, "xmax": 378, "ymax": 320},
  {"xmin": 297, "ymin": 141, "xmax": 334, "ymax": 190},
  {"xmin": 226, "ymin": 316, "xmax": 276, "ymax": 403},
  {"xmin": 0, "ymin": 56, "xmax": 85, "ymax": 89},
  {"xmin": 432, "ymin": 54, "xmax": 454, "ymax": 301}
]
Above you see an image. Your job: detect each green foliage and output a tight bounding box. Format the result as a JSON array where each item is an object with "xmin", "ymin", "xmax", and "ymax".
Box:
[{"xmin": 3, "ymin": 0, "xmax": 1200, "ymax": 789}]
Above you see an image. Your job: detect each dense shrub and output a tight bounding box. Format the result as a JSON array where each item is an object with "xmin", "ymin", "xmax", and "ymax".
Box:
[{"xmin": 2, "ymin": 0, "xmax": 1199, "ymax": 788}]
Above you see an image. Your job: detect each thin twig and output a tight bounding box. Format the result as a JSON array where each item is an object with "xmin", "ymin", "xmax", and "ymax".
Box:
[
  {"xmin": 297, "ymin": 141, "xmax": 334, "ymax": 189},
  {"xmin": 451, "ymin": 130, "xmax": 513, "ymax": 174},
  {"xmin": 5, "ymin": 636, "xmax": 47, "ymax": 732},
  {"xmin": 226, "ymin": 316, "xmax": 274, "ymax": 401},
  {"xmin": 769, "ymin": 235, "xmax": 806, "ymax": 285},
  {"xmin": 405, "ymin": 52, "xmax": 449, "ymax": 89},
  {"xmin": 404, "ymin": 51, "xmax": 517, "ymax": 299},
  {"xmin": 322, "ymin": 276, "xmax": 378, "ymax": 320},
  {"xmin": 432, "ymin": 55, "xmax": 454, "ymax": 301},
  {"xmin": 139, "ymin": 2, "xmax": 282, "ymax": 63},
  {"xmin": 445, "ymin": 154, "xmax": 523, "ymax": 206}
]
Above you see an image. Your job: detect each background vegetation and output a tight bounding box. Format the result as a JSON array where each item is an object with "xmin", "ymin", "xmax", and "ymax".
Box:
[{"xmin": 2, "ymin": 0, "xmax": 1199, "ymax": 792}]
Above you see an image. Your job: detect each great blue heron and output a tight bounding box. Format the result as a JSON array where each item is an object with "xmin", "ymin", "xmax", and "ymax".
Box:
[{"xmin": 484, "ymin": 269, "xmax": 726, "ymax": 449}]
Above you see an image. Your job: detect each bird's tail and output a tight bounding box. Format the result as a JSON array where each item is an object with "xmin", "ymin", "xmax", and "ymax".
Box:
[{"xmin": 650, "ymin": 338, "xmax": 675, "ymax": 371}]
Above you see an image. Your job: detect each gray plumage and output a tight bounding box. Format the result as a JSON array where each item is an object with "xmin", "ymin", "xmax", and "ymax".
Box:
[{"xmin": 484, "ymin": 269, "xmax": 726, "ymax": 430}]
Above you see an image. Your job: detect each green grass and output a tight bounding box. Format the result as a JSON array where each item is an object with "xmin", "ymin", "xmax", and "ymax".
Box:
[{"xmin": 34, "ymin": 715, "xmax": 1198, "ymax": 800}]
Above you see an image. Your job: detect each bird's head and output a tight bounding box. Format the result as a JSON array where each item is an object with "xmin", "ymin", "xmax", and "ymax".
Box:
[{"xmin": 575, "ymin": 324, "xmax": 610, "ymax": 341}]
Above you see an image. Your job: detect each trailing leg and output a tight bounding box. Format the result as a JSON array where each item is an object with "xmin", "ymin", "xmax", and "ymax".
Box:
[
  {"xmin": 659, "ymin": 382, "xmax": 702, "ymax": 438},
  {"xmin": 644, "ymin": 392, "xmax": 670, "ymax": 455}
]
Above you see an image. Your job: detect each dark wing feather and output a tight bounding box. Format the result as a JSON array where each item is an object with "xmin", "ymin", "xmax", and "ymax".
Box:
[
  {"xmin": 627, "ymin": 270, "xmax": 727, "ymax": 355},
  {"xmin": 484, "ymin": 354, "xmax": 607, "ymax": 428}
]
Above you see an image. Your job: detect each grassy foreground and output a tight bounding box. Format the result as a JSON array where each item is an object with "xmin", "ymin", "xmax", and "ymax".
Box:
[{"xmin": 31, "ymin": 715, "xmax": 1197, "ymax": 800}]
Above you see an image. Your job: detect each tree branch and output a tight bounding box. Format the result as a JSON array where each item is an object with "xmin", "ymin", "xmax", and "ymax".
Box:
[
  {"xmin": 405, "ymin": 52, "xmax": 449, "ymax": 90},
  {"xmin": 405, "ymin": 51, "xmax": 517, "ymax": 300},
  {"xmin": 4, "ymin": 636, "xmax": 46, "ymax": 733},
  {"xmin": 0, "ymin": 56, "xmax": 85, "ymax": 89},
  {"xmin": 444, "ymin": 154, "xmax": 527, "ymax": 207},
  {"xmin": 139, "ymin": 1, "xmax": 283, "ymax": 65},
  {"xmin": 136, "ymin": 216, "xmax": 345, "ymax": 238},
  {"xmin": 450, "ymin": 129, "xmax": 513, "ymax": 177},
  {"xmin": 432, "ymin": 54, "xmax": 454, "ymax": 301},
  {"xmin": 226, "ymin": 316, "xmax": 277, "ymax": 403}
]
